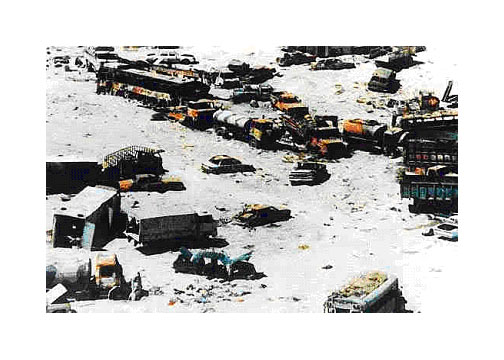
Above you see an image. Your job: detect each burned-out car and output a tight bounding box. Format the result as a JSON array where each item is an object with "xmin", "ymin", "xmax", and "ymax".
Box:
[
  {"xmin": 118, "ymin": 173, "xmax": 185, "ymax": 193},
  {"xmin": 234, "ymin": 204, "xmax": 291, "ymax": 227},
  {"xmin": 277, "ymin": 51, "xmax": 317, "ymax": 67},
  {"xmin": 422, "ymin": 218, "xmax": 458, "ymax": 241},
  {"xmin": 311, "ymin": 58, "xmax": 356, "ymax": 71},
  {"xmin": 289, "ymin": 162, "xmax": 330, "ymax": 186},
  {"xmin": 201, "ymin": 155, "xmax": 255, "ymax": 174}
]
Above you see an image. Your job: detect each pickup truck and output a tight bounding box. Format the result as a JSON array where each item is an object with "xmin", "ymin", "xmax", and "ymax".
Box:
[{"xmin": 156, "ymin": 51, "xmax": 198, "ymax": 65}]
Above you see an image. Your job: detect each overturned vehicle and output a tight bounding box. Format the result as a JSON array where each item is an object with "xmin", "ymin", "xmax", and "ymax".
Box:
[
  {"xmin": 173, "ymin": 247, "xmax": 264, "ymax": 280},
  {"xmin": 311, "ymin": 58, "xmax": 356, "ymax": 71}
]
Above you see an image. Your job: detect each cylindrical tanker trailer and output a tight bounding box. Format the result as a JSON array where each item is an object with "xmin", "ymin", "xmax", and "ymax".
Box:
[
  {"xmin": 341, "ymin": 119, "xmax": 389, "ymax": 152},
  {"xmin": 213, "ymin": 109, "xmax": 282, "ymax": 149}
]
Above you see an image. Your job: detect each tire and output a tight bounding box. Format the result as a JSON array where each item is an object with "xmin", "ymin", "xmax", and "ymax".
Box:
[
  {"xmin": 181, "ymin": 59, "xmax": 190, "ymax": 65},
  {"xmin": 249, "ymin": 138, "xmax": 259, "ymax": 148}
]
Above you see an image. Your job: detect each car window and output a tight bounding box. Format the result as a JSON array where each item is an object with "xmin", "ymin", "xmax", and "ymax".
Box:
[{"xmin": 438, "ymin": 223, "xmax": 457, "ymax": 231}]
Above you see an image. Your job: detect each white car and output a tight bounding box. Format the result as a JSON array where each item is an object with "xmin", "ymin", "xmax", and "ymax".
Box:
[{"xmin": 422, "ymin": 221, "xmax": 458, "ymax": 241}]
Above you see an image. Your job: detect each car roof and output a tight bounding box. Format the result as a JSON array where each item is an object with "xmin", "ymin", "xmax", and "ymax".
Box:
[
  {"xmin": 246, "ymin": 204, "xmax": 271, "ymax": 211},
  {"xmin": 210, "ymin": 155, "xmax": 233, "ymax": 161}
]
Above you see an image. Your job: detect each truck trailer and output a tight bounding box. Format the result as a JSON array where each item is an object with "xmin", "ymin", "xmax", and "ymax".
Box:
[
  {"xmin": 213, "ymin": 109, "xmax": 283, "ymax": 149},
  {"xmin": 324, "ymin": 271, "xmax": 402, "ymax": 313},
  {"xmin": 124, "ymin": 204, "xmax": 218, "ymax": 247},
  {"xmin": 51, "ymin": 186, "xmax": 123, "ymax": 249}
]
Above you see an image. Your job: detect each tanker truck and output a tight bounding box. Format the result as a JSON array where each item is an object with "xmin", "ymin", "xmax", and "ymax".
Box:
[
  {"xmin": 341, "ymin": 118, "xmax": 406, "ymax": 154},
  {"xmin": 213, "ymin": 109, "xmax": 283, "ymax": 149},
  {"xmin": 46, "ymin": 250, "xmax": 132, "ymax": 301}
]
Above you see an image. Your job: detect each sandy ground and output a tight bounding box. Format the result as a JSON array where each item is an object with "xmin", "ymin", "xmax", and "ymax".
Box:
[{"xmin": 46, "ymin": 46, "xmax": 458, "ymax": 312}]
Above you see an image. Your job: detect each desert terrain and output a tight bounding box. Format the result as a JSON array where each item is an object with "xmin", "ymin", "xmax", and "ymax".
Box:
[{"xmin": 46, "ymin": 46, "xmax": 458, "ymax": 312}]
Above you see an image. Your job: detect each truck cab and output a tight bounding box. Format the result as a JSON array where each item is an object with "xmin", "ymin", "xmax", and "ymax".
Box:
[
  {"xmin": 367, "ymin": 68, "xmax": 400, "ymax": 93},
  {"xmin": 186, "ymin": 99, "xmax": 220, "ymax": 129},
  {"xmin": 249, "ymin": 118, "xmax": 282, "ymax": 149}
]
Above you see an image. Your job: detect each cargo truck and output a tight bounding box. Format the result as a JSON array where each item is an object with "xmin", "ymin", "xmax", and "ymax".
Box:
[
  {"xmin": 404, "ymin": 138, "xmax": 458, "ymax": 171},
  {"xmin": 399, "ymin": 166, "xmax": 458, "ymax": 213},
  {"xmin": 341, "ymin": 118, "xmax": 405, "ymax": 154},
  {"xmin": 46, "ymin": 250, "xmax": 132, "ymax": 301},
  {"xmin": 324, "ymin": 271, "xmax": 403, "ymax": 313},
  {"xmin": 185, "ymin": 99, "xmax": 220, "ymax": 129},
  {"xmin": 51, "ymin": 186, "xmax": 124, "ymax": 249},
  {"xmin": 124, "ymin": 204, "xmax": 218, "ymax": 247}
]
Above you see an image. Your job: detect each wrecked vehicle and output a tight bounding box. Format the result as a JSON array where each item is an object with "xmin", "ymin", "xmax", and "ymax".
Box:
[
  {"xmin": 404, "ymin": 139, "xmax": 458, "ymax": 171},
  {"xmin": 271, "ymin": 91, "xmax": 310, "ymax": 118},
  {"xmin": 367, "ymin": 68, "xmax": 400, "ymax": 93},
  {"xmin": 400, "ymin": 165, "xmax": 458, "ymax": 214},
  {"xmin": 341, "ymin": 119, "xmax": 390, "ymax": 153},
  {"xmin": 277, "ymin": 51, "xmax": 317, "ymax": 67},
  {"xmin": 124, "ymin": 204, "xmax": 218, "ymax": 247},
  {"xmin": 289, "ymin": 162, "xmax": 330, "ymax": 186},
  {"xmin": 201, "ymin": 155, "xmax": 255, "ymax": 174},
  {"xmin": 422, "ymin": 221, "xmax": 458, "ymax": 241},
  {"xmin": 324, "ymin": 271, "xmax": 403, "ymax": 313},
  {"xmin": 155, "ymin": 51, "xmax": 198, "ymax": 65},
  {"xmin": 101, "ymin": 145, "xmax": 166, "ymax": 183},
  {"xmin": 232, "ymin": 84, "xmax": 273, "ymax": 103},
  {"xmin": 46, "ymin": 155, "xmax": 102, "ymax": 195},
  {"xmin": 375, "ymin": 50, "xmax": 416, "ymax": 72},
  {"xmin": 243, "ymin": 65, "xmax": 277, "ymax": 84},
  {"xmin": 213, "ymin": 69, "xmax": 241, "ymax": 89},
  {"xmin": 306, "ymin": 126, "xmax": 349, "ymax": 158},
  {"xmin": 46, "ymin": 251, "xmax": 134, "ymax": 301},
  {"xmin": 441, "ymin": 80, "xmax": 458, "ymax": 108},
  {"xmin": 185, "ymin": 99, "xmax": 220, "ymax": 129},
  {"xmin": 51, "ymin": 186, "xmax": 124, "ymax": 249},
  {"xmin": 213, "ymin": 110, "xmax": 283, "ymax": 149},
  {"xmin": 227, "ymin": 59, "xmax": 250, "ymax": 75},
  {"xmin": 310, "ymin": 58, "xmax": 356, "ymax": 71},
  {"xmin": 235, "ymin": 204, "xmax": 291, "ymax": 227},
  {"xmin": 173, "ymin": 247, "xmax": 260, "ymax": 280},
  {"xmin": 118, "ymin": 173, "xmax": 185, "ymax": 193},
  {"xmin": 368, "ymin": 46, "xmax": 392, "ymax": 59}
]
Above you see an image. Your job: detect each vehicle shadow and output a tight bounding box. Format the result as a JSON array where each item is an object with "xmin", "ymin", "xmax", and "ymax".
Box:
[{"xmin": 136, "ymin": 237, "xmax": 229, "ymax": 256}]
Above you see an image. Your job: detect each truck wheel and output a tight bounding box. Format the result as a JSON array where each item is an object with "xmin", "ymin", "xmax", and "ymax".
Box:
[{"xmin": 249, "ymin": 138, "xmax": 259, "ymax": 148}]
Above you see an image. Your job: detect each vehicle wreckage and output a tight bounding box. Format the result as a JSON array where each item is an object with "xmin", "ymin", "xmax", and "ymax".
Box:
[
  {"xmin": 173, "ymin": 247, "xmax": 261, "ymax": 280},
  {"xmin": 234, "ymin": 204, "xmax": 292, "ymax": 227}
]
